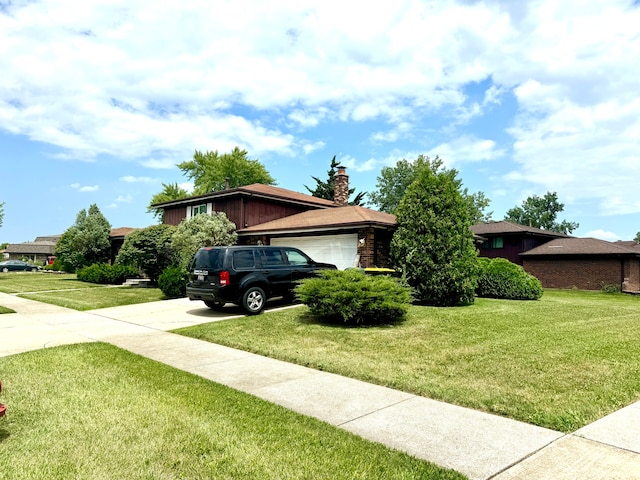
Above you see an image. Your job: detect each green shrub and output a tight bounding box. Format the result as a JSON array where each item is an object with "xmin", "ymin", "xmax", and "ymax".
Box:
[
  {"xmin": 77, "ymin": 263, "xmax": 139, "ymax": 285},
  {"xmin": 295, "ymin": 269, "xmax": 412, "ymax": 326},
  {"xmin": 158, "ymin": 266, "xmax": 188, "ymax": 298},
  {"xmin": 601, "ymin": 282, "xmax": 621, "ymax": 293},
  {"xmin": 476, "ymin": 258, "xmax": 543, "ymax": 300}
]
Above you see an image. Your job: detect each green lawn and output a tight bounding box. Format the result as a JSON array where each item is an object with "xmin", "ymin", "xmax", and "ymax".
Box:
[
  {"xmin": 175, "ymin": 290, "xmax": 640, "ymax": 432},
  {"xmin": 0, "ymin": 343, "xmax": 464, "ymax": 480},
  {"xmin": 0, "ymin": 272, "xmax": 164, "ymax": 311},
  {"xmin": 0, "ymin": 272, "xmax": 98, "ymax": 293}
]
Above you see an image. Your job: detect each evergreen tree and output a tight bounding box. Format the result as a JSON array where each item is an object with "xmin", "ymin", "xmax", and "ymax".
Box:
[
  {"xmin": 390, "ymin": 158, "xmax": 478, "ymax": 306},
  {"xmin": 54, "ymin": 204, "xmax": 111, "ymax": 272},
  {"xmin": 305, "ymin": 156, "xmax": 366, "ymax": 205},
  {"xmin": 115, "ymin": 224, "xmax": 177, "ymax": 283}
]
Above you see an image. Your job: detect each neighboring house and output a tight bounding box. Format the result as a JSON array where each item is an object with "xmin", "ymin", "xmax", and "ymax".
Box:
[
  {"xmin": 153, "ymin": 167, "xmax": 396, "ymax": 269},
  {"xmin": 5, "ymin": 229, "xmax": 135, "ymax": 265},
  {"xmin": 471, "ymin": 221, "xmax": 568, "ymax": 265},
  {"xmin": 110, "ymin": 227, "xmax": 136, "ymax": 263},
  {"xmin": 520, "ymin": 237, "xmax": 640, "ymax": 293},
  {"xmin": 4, "ymin": 235, "xmax": 61, "ymax": 264}
]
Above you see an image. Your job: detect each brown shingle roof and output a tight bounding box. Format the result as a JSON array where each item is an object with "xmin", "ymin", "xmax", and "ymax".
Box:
[
  {"xmin": 110, "ymin": 227, "xmax": 136, "ymax": 238},
  {"xmin": 5, "ymin": 242, "xmax": 57, "ymax": 255},
  {"xmin": 238, "ymin": 206, "xmax": 396, "ymax": 234},
  {"xmin": 152, "ymin": 183, "xmax": 336, "ymax": 209},
  {"xmin": 471, "ymin": 220, "xmax": 569, "ymax": 238},
  {"xmin": 521, "ymin": 237, "xmax": 640, "ymax": 256}
]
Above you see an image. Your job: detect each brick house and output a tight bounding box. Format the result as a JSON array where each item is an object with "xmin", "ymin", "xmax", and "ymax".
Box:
[
  {"xmin": 520, "ymin": 237, "xmax": 640, "ymax": 292},
  {"xmin": 152, "ymin": 167, "xmax": 396, "ymax": 270},
  {"xmin": 471, "ymin": 221, "xmax": 568, "ymax": 265}
]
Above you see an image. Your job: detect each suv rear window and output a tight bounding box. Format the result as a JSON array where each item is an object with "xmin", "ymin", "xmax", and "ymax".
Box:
[{"xmin": 191, "ymin": 248, "xmax": 224, "ymax": 270}]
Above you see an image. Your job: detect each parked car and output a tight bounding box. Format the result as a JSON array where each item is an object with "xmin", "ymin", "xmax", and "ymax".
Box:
[
  {"xmin": 187, "ymin": 245, "xmax": 336, "ymax": 315},
  {"xmin": 0, "ymin": 260, "xmax": 42, "ymax": 272}
]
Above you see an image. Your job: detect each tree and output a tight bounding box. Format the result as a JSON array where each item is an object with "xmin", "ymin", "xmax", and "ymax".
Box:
[
  {"xmin": 178, "ymin": 147, "xmax": 276, "ymax": 194},
  {"xmin": 304, "ymin": 155, "xmax": 366, "ymax": 206},
  {"xmin": 634, "ymin": 232, "xmax": 640, "ymax": 243},
  {"xmin": 171, "ymin": 212, "xmax": 237, "ymax": 267},
  {"xmin": 370, "ymin": 155, "xmax": 492, "ymax": 222},
  {"xmin": 0, "ymin": 202, "xmax": 4, "ymax": 229},
  {"xmin": 115, "ymin": 224, "xmax": 177, "ymax": 283},
  {"xmin": 147, "ymin": 182, "xmax": 191, "ymax": 222},
  {"xmin": 504, "ymin": 192, "xmax": 579, "ymax": 234},
  {"xmin": 390, "ymin": 157, "xmax": 479, "ymax": 306},
  {"xmin": 54, "ymin": 204, "xmax": 112, "ymax": 272}
]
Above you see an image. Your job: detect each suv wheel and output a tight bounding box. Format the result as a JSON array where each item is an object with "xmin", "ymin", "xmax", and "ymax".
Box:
[{"xmin": 241, "ymin": 286, "xmax": 265, "ymax": 315}]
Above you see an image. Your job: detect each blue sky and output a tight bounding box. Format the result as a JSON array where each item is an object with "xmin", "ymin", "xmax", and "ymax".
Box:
[{"xmin": 2, "ymin": 0, "xmax": 640, "ymax": 244}]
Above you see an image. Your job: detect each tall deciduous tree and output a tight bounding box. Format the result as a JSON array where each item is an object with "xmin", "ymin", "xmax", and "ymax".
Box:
[
  {"xmin": 390, "ymin": 157, "xmax": 479, "ymax": 306},
  {"xmin": 115, "ymin": 224, "xmax": 177, "ymax": 283},
  {"xmin": 147, "ymin": 182, "xmax": 191, "ymax": 222},
  {"xmin": 171, "ymin": 212, "xmax": 237, "ymax": 267},
  {"xmin": 504, "ymin": 192, "xmax": 579, "ymax": 234},
  {"xmin": 304, "ymin": 156, "xmax": 367, "ymax": 205},
  {"xmin": 178, "ymin": 147, "xmax": 276, "ymax": 194},
  {"xmin": 54, "ymin": 204, "xmax": 112, "ymax": 272},
  {"xmin": 370, "ymin": 155, "xmax": 492, "ymax": 222}
]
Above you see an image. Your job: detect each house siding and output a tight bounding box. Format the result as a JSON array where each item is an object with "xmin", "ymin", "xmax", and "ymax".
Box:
[
  {"xmin": 523, "ymin": 257, "xmax": 624, "ymax": 290},
  {"xmin": 477, "ymin": 236, "xmax": 554, "ymax": 265},
  {"xmin": 161, "ymin": 197, "xmax": 320, "ymax": 230}
]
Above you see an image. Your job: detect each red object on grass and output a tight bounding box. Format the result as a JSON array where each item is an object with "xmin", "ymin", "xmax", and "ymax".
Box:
[{"xmin": 0, "ymin": 380, "xmax": 6, "ymax": 417}]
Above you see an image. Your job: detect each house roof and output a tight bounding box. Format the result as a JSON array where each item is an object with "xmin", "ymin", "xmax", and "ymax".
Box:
[
  {"xmin": 4, "ymin": 241, "xmax": 57, "ymax": 255},
  {"xmin": 237, "ymin": 206, "xmax": 396, "ymax": 235},
  {"xmin": 471, "ymin": 220, "xmax": 569, "ymax": 238},
  {"xmin": 151, "ymin": 183, "xmax": 336, "ymax": 209},
  {"xmin": 520, "ymin": 237, "xmax": 640, "ymax": 256},
  {"xmin": 110, "ymin": 227, "xmax": 136, "ymax": 238}
]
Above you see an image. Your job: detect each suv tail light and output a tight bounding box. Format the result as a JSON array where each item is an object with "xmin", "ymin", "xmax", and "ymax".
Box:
[{"xmin": 220, "ymin": 271, "xmax": 230, "ymax": 286}]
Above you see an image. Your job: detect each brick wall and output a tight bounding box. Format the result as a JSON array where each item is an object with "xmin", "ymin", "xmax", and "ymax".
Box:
[{"xmin": 523, "ymin": 257, "xmax": 624, "ymax": 290}]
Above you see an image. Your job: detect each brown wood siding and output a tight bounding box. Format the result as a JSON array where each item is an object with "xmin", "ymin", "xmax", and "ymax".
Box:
[
  {"xmin": 477, "ymin": 235, "xmax": 556, "ymax": 265},
  {"xmin": 163, "ymin": 207, "xmax": 187, "ymax": 226}
]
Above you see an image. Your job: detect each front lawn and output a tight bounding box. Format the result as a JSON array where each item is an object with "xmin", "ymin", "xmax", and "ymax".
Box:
[
  {"xmin": 0, "ymin": 343, "xmax": 463, "ymax": 480},
  {"xmin": 0, "ymin": 273, "xmax": 97, "ymax": 293},
  {"xmin": 0, "ymin": 272, "xmax": 164, "ymax": 311},
  {"xmin": 175, "ymin": 290, "xmax": 640, "ymax": 432}
]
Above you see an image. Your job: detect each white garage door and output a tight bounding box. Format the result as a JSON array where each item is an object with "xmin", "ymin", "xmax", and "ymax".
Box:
[{"xmin": 271, "ymin": 234, "xmax": 358, "ymax": 270}]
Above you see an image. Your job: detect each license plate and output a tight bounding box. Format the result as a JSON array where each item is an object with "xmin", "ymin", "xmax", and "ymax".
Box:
[{"xmin": 198, "ymin": 275, "xmax": 205, "ymax": 281}]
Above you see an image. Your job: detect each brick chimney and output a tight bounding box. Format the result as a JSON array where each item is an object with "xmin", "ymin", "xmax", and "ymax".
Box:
[{"xmin": 334, "ymin": 166, "xmax": 349, "ymax": 206}]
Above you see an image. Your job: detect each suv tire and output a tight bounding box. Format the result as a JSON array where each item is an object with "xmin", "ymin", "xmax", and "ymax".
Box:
[{"xmin": 241, "ymin": 286, "xmax": 266, "ymax": 315}]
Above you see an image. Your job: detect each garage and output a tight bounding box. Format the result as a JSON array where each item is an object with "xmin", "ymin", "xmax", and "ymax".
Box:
[{"xmin": 270, "ymin": 233, "xmax": 358, "ymax": 270}]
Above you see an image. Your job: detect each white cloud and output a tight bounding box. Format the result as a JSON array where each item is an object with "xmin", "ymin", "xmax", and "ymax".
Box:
[
  {"xmin": 119, "ymin": 176, "xmax": 155, "ymax": 183},
  {"xmin": 1, "ymin": 0, "xmax": 640, "ymax": 224},
  {"xmin": 115, "ymin": 195, "xmax": 133, "ymax": 203},
  {"xmin": 430, "ymin": 136, "xmax": 504, "ymax": 165},
  {"xmin": 586, "ymin": 229, "xmax": 620, "ymax": 241},
  {"xmin": 302, "ymin": 141, "xmax": 325, "ymax": 155},
  {"xmin": 71, "ymin": 183, "xmax": 99, "ymax": 192}
]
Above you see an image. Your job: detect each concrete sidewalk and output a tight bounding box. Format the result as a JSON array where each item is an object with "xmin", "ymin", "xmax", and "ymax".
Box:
[{"xmin": 1, "ymin": 292, "xmax": 639, "ymax": 480}]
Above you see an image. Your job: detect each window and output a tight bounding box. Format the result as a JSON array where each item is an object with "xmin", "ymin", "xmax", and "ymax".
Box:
[
  {"xmin": 258, "ymin": 249, "xmax": 285, "ymax": 266},
  {"xmin": 233, "ymin": 250, "xmax": 255, "ymax": 269},
  {"xmin": 191, "ymin": 204, "xmax": 207, "ymax": 217},
  {"xmin": 482, "ymin": 236, "xmax": 504, "ymax": 249},
  {"xmin": 284, "ymin": 249, "xmax": 309, "ymax": 266}
]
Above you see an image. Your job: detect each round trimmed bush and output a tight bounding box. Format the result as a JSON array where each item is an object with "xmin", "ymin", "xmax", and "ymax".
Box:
[
  {"xmin": 476, "ymin": 258, "xmax": 543, "ymax": 300},
  {"xmin": 77, "ymin": 263, "xmax": 139, "ymax": 284},
  {"xmin": 158, "ymin": 266, "xmax": 188, "ymax": 298},
  {"xmin": 295, "ymin": 269, "xmax": 413, "ymax": 326}
]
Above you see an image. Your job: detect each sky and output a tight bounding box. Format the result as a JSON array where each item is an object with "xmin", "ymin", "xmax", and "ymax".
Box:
[{"xmin": 1, "ymin": 0, "xmax": 640, "ymax": 244}]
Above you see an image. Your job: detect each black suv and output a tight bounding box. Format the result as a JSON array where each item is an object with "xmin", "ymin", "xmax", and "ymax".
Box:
[{"xmin": 186, "ymin": 245, "xmax": 336, "ymax": 314}]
